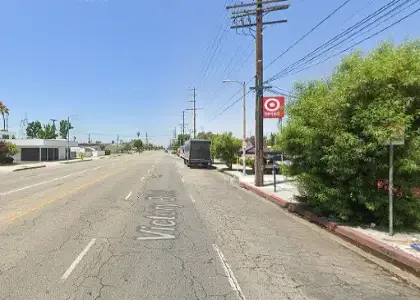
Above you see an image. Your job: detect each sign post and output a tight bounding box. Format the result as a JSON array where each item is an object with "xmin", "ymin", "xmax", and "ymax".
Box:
[
  {"xmin": 386, "ymin": 139, "xmax": 404, "ymax": 236},
  {"xmin": 383, "ymin": 123, "xmax": 405, "ymax": 236},
  {"xmin": 273, "ymin": 160, "xmax": 277, "ymax": 192}
]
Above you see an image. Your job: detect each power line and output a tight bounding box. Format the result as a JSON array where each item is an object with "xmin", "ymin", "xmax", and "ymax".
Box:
[
  {"xmin": 204, "ymin": 43, "xmax": 254, "ymax": 109},
  {"xmin": 208, "ymin": 90, "xmax": 252, "ymax": 123},
  {"xmin": 285, "ymin": 4, "xmax": 420, "ymax": 77},
  {"xmin": 265, "ymin": 0, "xmax": 406, "ymax": 82},
  {"xmin": 278, "ymin": 0, "xmax": 415, "ymax": 78},
  {"xmin": 264, "ymin": 0, "xmax": 353, "ymax": 71},
  {"xmin": 194, "ymin": 0, "xmax": 230, "ymax": 85}
]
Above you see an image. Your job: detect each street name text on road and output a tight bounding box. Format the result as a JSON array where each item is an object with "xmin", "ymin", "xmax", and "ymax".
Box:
[{"xmin": 137, "ymin": 193, "xmax": 181, "ymax": 240}]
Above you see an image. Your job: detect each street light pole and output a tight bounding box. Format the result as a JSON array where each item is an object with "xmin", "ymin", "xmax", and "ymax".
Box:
[{"xmin": 223, "ymin": 80, "xmax": 247, "ymax": 176}]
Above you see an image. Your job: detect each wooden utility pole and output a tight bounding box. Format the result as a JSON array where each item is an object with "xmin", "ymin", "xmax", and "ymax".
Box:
[
  {"xmin": 255, "ymin": 0, "xmax": 264, "ymax": 187},
  {"xmin": 188, "ymin": 88, "xmax": 197, "ymax": 138},
  {"xmin": 226, "ymin": 0, "xmax": 290, "ymax": 186},
  {"xmin": 187, "ymin": 89, "xmax": 203, "ymax": 140},
  {"xmin": 180, "ymin": 110, "xmax": 188, "ymax": 146}
]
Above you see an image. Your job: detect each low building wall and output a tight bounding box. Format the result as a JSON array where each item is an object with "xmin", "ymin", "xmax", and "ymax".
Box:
[{"xmin": 92, "ymin": 151, "xmax": 105, "ymax": 157}]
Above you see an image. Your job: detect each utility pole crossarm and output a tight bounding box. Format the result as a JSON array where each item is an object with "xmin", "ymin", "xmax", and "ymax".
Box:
[
  {"xmin": 231, "ymin": 20, "xmax": 287, "ymax": 29},
  {"xmin": 226, "ymin": 0, "xmax": 288, "ymax": 9},
  {"xmin": 233, "ymin": 3, "xmax": 290, "ymax": 15}
]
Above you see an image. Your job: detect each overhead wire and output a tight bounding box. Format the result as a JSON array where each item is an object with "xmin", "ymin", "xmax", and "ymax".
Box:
[
  {"xmin": 194, "ymin": 0, "xmax": 230, "ymax": 86},
  {"xmin": 265, "ymin": 0, "xmax": 406, "ymax": 82},
  {"xmin": 285, "ymin": 4, "xmax": 420, "ymax": 78},
  {"xmin": 275, "ymin": 0, "xmax": 416, "ymax": 79},
  {"xmin": 208, "ymin": 90, "xmax": 253, "ymax": 123},
  {"xmin": 204, "ymin": 42, "xmax": 254, "ymax": 109},
  {"xmin": 264, "ymin": 0, "xmax": 353, "ymax": 71}
]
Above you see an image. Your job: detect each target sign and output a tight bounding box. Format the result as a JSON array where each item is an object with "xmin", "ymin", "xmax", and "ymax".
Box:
[{"xmin": 263, "ymin": 96, "xmax": 285, "ymax": 118}]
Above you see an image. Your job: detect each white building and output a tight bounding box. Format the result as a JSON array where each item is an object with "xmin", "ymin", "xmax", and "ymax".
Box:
[
  {"xmin": 70, "ymin": 146, "xmax": 105, "ymax": 158},
  {"xmin": 10, "ymin": 139, "xmax": 78, "ymax": 162},
  {"xmin": 0, "ymin": 130, "xmax": 11, "ymax": 140}
]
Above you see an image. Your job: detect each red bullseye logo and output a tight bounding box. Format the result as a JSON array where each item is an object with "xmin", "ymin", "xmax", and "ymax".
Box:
[
  {"xmin": 264, "ymin": 98, "xmax": 280, "ymax": 111},
  {"xmin": 262, "ymin": 96, "xmax": 285, "ymax": 118}
]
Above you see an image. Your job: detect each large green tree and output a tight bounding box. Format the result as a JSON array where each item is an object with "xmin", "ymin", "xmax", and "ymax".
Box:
[
  {"xmin": 39, "ymin": 123, "xmax": 58, "ymax": 139},
  {"xmin": 59, "ymin": 120, "xmax": 74, "ymax": 139},
  {"xmin": 26, "ymin": 121, "xmax": 42, "ymax": 138},
  {"xmin": 211, "ymin": 133, "xmax": 241, "ymax": 170},
  {"xmin": 196, "ymin": 131, "xmax": 215, "ymax": 140},
  {"xmin": 277, "ymin": 41, "xmax": 420, "ymax": 229}
]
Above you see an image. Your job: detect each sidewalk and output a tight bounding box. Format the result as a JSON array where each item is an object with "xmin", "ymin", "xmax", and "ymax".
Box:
[{"xmin": 214, "ymin": 162, "xmax": 420, "ymax": 275}]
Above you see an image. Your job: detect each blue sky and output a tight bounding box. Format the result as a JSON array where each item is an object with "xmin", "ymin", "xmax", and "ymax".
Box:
[{"xmin": 0, "ymin": 0, "xmax": 419, "ymax": 146}]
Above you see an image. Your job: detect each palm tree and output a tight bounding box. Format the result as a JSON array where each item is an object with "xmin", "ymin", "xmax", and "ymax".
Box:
[{"xmin": 0, "ymin": 101, "xmax": 9, "ymax": 131}]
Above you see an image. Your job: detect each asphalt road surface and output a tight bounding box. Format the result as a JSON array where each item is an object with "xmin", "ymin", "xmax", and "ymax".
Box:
[{"xmin": 0, "ymin": 152, "xmax": 419, "ymax": 299}]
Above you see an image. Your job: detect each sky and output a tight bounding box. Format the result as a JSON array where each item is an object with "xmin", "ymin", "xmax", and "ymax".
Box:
[{"xmin": 0, "ymin": 0, "xmax": 419, "ymax": 146}]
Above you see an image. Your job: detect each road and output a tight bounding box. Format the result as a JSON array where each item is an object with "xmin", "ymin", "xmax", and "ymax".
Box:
[{"xmin": 0, "ymin": 151, "xmax": 418, "ymax": 300}]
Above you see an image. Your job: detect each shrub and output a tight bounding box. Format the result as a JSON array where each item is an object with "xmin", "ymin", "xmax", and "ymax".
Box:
[
  {"xmin": 278, "ymin": 41, "xmax": 420, "ymax": 229},
  {"xmin": 0, "ymin": 141, "xmax": 18, "ymax": 164},
  {"xmin": 104, "ymin": 149, "xmax": 111, "ymax": 155},
  {"xmin": 77, "ymin": 152, "xmax": 86, "ymax": 160},
  {"xmin": 0, "ymin": 156, "xmax": 14, "ymax": 164},
  {"xmin": 7, "ymin": 142, "xmax": 18, "ymax": 156}
]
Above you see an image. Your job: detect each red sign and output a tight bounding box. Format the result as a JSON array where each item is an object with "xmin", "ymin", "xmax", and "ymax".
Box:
[{"xmin": 263, "ymin": 96, "xmax": 285, "ymax": 118}]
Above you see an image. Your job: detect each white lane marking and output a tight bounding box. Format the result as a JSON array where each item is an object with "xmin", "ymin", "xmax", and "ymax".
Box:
[
  {"xmin": 60, "ymin": 238, "xmax": 96, "ymax": 282},
  {"xmin": 141, "ymin": 177, "xmax": 145, "ymax": 181},
  {"xmin": 0, "ymin": 157, "xmax": 138, "ymax": 196},
  {"xmin": 125, "ymin": 191, "xmax": 132, "ymax": 200},
  {"xmin": 189, "ymin": 193, "xmax": 196, "ymax": 203},
  {"xmin": 212, "ymin": 244, "xmax": 246, "ymax": 300},
  {"xmin": 1, "ymin": 169, "xmax": 90, "ymax": 196}
]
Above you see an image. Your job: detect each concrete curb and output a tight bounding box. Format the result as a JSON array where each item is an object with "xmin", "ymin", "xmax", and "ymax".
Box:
[
  {"xmin": 61, "ymin": 159, "xmax": 93, "ymax": 164},
  {"xmin": 238, "ymin": 181, "xmax": 420, "ymax": 276},
  {"xmin": 13, "ymin": 165, "xmax": 47, "ymax": 172}
]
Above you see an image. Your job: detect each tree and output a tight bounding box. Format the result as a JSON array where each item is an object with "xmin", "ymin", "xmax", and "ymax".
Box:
[
  {"xmin": 59, "ymin": 120, "xmax": 74, "ymax": 139},
  {"xmin": 99, "ymin": 144, "xmax": 106, "ymax": 151},
  {"xmin": 278, "ymin": 41, "xmax": 420, "ymax": 229},
  {"xmin": 211, "ymin": 133, "xmax": 241, "ymax": 170},
  {"xmin": 133, "ymin": 139, "xmax": 143, "ymax": 152},
  {"xmin": 39, "ymin": 123, "xmax": 58, "ymax": 139},
  {"xmin": 26, "ymin": 121, "xmax": 42, "ymax": 138},
  {"xmin": 177, "ymin": 133, "xmax": 190, "ymax": 146},
  {"xmin": 137, "ymin": 131, "xmax": 140, "ymax": 138},
  {"xmin": 122, "ymin": 142, "xmax": 132, "ymax": 152},
  {"xmin": 172, "ymin": 140, "xmax": 180, "ymax": 151},
  {"xmin": 95, "ymin": 140, "xmax": 101, "ymax": 144},
  {"xmin": 266, "ymin": 133, "xmax": 276, "ymax": 146},
  {"xmin": 0, "ymin": 101, "xmax": 9, "ymax": 131},
  {"xmin": 196, "ymin": 131, "xmax": 215, "ymax": 140}
]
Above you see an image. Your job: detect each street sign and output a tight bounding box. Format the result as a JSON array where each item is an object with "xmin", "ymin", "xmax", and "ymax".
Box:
[{"xmin": 263, "ymin": 96, "xmax": 285, "ymax": 118}]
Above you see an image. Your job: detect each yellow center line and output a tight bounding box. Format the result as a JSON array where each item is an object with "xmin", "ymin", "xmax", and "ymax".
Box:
[{"xmin": 2, "ymin": 166, "xmax": 129, "ymax": 225}]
